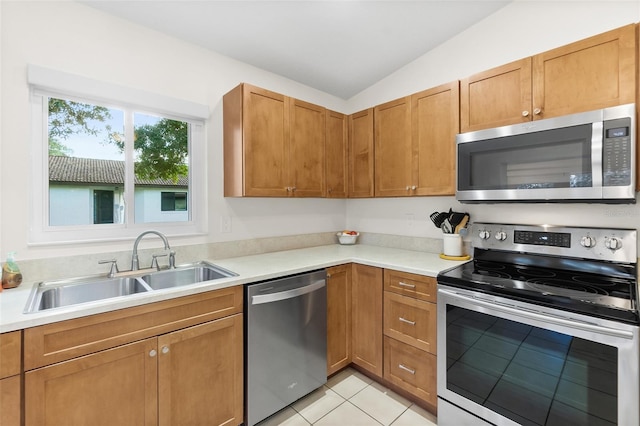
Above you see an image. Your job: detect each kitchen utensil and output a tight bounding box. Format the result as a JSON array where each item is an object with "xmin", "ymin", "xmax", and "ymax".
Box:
[
  {"xmin": 430, "ymin": 211, "xmax": 448, "ymax": 228},
  {"xmin": 441, "ymin": 218, "xmax": 453, "ymax": 234},
  {"xmin": 448, "ymin": 211, "xmax": 467, "ymax": 231},
  {"xmin": 454, "ymin": 214, "xmax": 469, "ymax": 234}
]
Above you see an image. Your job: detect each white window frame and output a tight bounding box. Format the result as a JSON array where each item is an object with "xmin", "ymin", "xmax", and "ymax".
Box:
[{"xmin": 28, "ymin": 65, "xmax": 209, "ymax": 245}]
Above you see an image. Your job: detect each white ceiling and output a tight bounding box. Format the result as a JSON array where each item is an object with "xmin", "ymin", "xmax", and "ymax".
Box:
[{"xmin": 80, "ymin": 0, "xmax": 512, "ymax": 99}]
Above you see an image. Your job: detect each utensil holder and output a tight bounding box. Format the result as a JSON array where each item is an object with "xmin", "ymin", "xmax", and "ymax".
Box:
[{"xmin": 443, "ymin": 234, "xmax": 463, "ymax": 257}]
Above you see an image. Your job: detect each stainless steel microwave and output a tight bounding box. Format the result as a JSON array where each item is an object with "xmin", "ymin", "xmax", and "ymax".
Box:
[{"xmin": 456, "ymin": 103, "xmax": 636, "ymax": 204}]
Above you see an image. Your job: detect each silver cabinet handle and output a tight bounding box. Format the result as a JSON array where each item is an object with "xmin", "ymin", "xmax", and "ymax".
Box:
[
  {"xmin": 161, "ymin": 346, "xmax": 170, "ymax": 354},
  {"xmin": 399, "ymin": 317, "xmax": 416, "ymax": 325},
  {"xmin": 149, "ymin": 349, "xmax": 157, "ymax": 357},
  {"xmin": 399, "ymin": 364, "xmax": 415, "ymax": 375},
  {"xmin": 398, "ymin": 281, "xmax": 415, "ymax": 288}
]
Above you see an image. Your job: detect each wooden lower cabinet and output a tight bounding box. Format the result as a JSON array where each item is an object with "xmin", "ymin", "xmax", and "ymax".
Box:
[
  {"xmin": 0, "ymin": 330, "xmax": 22, "ymax": 426},
  {"xmin": 351, "ymin": 264, "xmax": 383, "ymax": 377},
  {"xmin": 384, "ymin": 337, "xmax": 437, "ymax": 406},
  {"xmin": 158, "ymin": 314, "xmax": 243, "ymax": 426},
  {"xmin": 25, "ymin": 315, "xmax": 243, "ymax": 426},
  {"xmin": 326, "ymin": 264, "xmax": 352, "ymax": 375},
  {"xmin": 383, "ymin": 269, "xmax": 438, "ymax": 409},
  {"xmin": 23, "ymin": 287, "xmax": 244, "ymax": 426},
  {"xmin": 26, "ymin": 338, "xmax": 158, "ymax": 426}
]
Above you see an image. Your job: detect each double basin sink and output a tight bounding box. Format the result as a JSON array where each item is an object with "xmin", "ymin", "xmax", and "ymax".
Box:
[{"xmin": 24, "ymin": 261, "xmax": 237, "ymax": 314}]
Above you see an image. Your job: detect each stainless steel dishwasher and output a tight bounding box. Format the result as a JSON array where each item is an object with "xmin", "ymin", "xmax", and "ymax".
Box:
[{"xmin": 245, "ymin": 269, "xmax": 327, "ymax": 426}]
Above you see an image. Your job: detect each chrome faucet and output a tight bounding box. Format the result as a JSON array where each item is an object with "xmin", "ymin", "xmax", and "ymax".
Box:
[{"xmin": 131, "ymin": 231, "xmax": 174, "ymax": 271}]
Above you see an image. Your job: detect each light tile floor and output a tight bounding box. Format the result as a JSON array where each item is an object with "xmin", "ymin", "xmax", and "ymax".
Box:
[{"xmin": 256, "ymin": 368, "xmax": 438, "ymax": 426}]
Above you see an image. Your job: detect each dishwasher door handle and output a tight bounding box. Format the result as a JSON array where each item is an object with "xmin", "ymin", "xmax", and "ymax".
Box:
[{"xmin": 251, "ymin": 279, "xmax": 325, "ymax": 305}]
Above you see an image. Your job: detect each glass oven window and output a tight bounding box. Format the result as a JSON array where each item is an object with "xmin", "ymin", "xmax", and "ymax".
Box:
[
  {"xmin": 446, "ymin": 305, "xmax": 617, "ymax": 426},
  {"xmin": 458, "ymin": 124, "xmax": 593, "ymax": 191}
]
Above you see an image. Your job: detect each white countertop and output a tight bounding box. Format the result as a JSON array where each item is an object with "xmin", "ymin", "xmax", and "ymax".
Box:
[{"xmin": 0, "ymin": 244, "xmax": 468, "ymax": 333}]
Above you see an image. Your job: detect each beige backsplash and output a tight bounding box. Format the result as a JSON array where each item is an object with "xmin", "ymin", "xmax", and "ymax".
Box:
[{"xmin": 17, "ymin": 232, "xmax": 460, "ymax": 283}]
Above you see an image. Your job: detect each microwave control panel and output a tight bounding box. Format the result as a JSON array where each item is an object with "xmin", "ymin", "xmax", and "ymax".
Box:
[{"xmin": 602, "ymin": 117, "xmax": 632, "ymax": 186}]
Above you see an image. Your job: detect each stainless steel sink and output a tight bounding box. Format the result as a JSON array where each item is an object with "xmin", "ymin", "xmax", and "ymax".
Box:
[
  {"xmin": 24, "ymin": 261, "xmax": 237, "ymax": 313},
  {"xmin": 140, "ymin": 262, "xmax": 237, "ymax": 290},
  {"xmin": 24, "ymin": 276, "xmax": 151, "ymax": 313}
]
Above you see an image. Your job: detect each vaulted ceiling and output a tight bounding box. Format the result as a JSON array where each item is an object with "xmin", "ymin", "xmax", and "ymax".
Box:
[{"xmin": 81, "ymin": 1, "xmax": 511, "ymax": 99}]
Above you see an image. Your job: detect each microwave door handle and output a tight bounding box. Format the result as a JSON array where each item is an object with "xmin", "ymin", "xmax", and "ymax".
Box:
[{"xmin": 591, "ymin": 121, "xmax": 603, "ymax": 188}]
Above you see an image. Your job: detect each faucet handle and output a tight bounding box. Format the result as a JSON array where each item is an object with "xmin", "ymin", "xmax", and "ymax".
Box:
[
  {"xmin": 99, "ymin": 259, "xmax": 119, "ymax": 278},
  {"xmin": 151, "ymin": 253, "xmax": 168, "ymax": 271},
  {"xmin": 169, "ymin": 250, "xmax": 176, "ymax": 269}
]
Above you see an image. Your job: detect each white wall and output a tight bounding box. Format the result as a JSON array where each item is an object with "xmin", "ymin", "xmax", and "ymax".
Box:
[
  {"xmin": 1, "ymin": 1, "xmax": 347, "ymax": 260},
  {"xmin": 3, "ymin": 0, "xmax": 640, "ymax": 262},
  {"xmin": 345, "ymin": 0, "xmax": 640, "ymax": 240}
]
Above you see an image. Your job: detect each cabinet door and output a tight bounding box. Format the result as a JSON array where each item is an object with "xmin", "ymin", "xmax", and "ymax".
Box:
[
  {"xmin": 460, "ymin": 57, "xmax": 532, "ymax": 132},
  {"xmin": 25, "ymin": 338, "xmax": 158, "ymax": 426},
  {"xmin": 243, "ymin": 84, "xmax": 290, "ymax": 197},
  {"xmin": 327, "ymin": 264, "xmax": 352, "ymax": 375},
  {"xmin": 158, "ymin": 314, "xmax": 243, "ymax": 426},
  {"xmin": 412, "ymin": 81, "xmax": 459, "ymax": 196},
  {"xmin": 348, "ymin": 109, "xmax": 375, "ymax": 197},
  {"xmin": 374, "ymin": 96, "xmax": 413, "ymax": 197},
  {"xmin": 0, "ymin": 376, "xmax": 20, "ymax": 426},
  {"xmin": 532, "ymin": 24, "xmax": 636, "ymax": 120},
  {"xmin": 290, "ymin": 98, "xmax": 326, "ymax": 197},
  {"xmin": 326, "ymin": 110, "xmax": 348, "ymax": 198},
  {"xmin": 351, "ymin": 264, "xmax": 383, "ymax": 377}
]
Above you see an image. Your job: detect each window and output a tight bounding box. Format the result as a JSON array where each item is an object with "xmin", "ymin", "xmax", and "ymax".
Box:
[
  {"xmin": 161, "ymin": 192, "xmax": 188, "ymax": 211},
  {"xmin": 29, "ymin": 65, "xmax": 208, "ymax": 244}
]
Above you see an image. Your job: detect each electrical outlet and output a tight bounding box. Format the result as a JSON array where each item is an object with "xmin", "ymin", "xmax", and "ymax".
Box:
[{"xmin": 220, "ymin": 216, "xmax": 232, "ymax": 233}]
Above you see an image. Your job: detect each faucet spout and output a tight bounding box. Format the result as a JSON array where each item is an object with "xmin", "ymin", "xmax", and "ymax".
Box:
[{"xmin": 132, "ymin": 231, "xmax": 171, "ymax": 271}]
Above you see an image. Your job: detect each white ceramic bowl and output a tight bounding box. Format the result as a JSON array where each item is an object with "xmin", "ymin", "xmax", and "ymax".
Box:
[{"xmin": 337, "ymin": 232, "xmax": 359, "ymax": 245}]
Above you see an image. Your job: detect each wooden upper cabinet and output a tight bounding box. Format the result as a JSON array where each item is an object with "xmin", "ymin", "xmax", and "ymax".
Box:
[
  {"xmin": 460, "ymin": 58, "xmax": 532, "ymax": 132},
  {"xmin": 348, "ymin": 108, "xmax": 375, "ymax": 198},
  {"xmin": 374, "ymin": 96, "xmax": 412, "ymax": 197},
  {"xmin": 412, "ymin": 81, "xmax": 459, "ymax": 196},
  {"xmin": 223, "ymin": 83, "xmax": 326, "ymax": 197},
  {"xmin": 224, "ymin": 83, "xmax": 289, "ymax": 197},
  {"xmin": 289, "ymin": 98, "xmax": 326, "ymax": 197},
  {"xmin": 325, "ymin": 110, "xmax": 348, "ymax": 198},
  {"xmin": 532, "ymin": 24, "xmax": 637, "ymax": 119},
  {"xmin": 461, "ymin": 24, "xmax": 637, "ymax": 133}
]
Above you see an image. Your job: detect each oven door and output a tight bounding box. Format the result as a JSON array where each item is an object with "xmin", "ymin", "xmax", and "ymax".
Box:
[{"xmin": 437, "ymin": 285, "xmax": 639, "ymax": 426}]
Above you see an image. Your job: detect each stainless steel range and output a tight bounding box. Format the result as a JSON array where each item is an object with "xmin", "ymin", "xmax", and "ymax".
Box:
[{"xmin": 437, "ymin": 223, "xmax": 639, "ymax": 426}]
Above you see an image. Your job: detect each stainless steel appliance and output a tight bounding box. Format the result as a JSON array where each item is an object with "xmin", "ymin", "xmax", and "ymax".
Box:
[
  {"xmin": 456, "ymin": 104, "xmax": 636, "ymax": 203},
  {"xmin": 245, "ymin": 270, "xmax": 327, "ymax": 426},
  {"xmin": 437, "ymin": 223, "xmax": 639, "ymax": 426}
]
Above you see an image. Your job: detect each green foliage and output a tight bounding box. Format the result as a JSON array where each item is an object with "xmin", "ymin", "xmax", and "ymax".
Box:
[
  {"xmin": 48, "ymin": 98, "xmax": 189, "ymax": 181},
  {"xmin": 132, "ymin": 119, "xmax": 189, "ymax": 183},
  {"xmin": 48, "ymin": 98, "xmax": 113, "ymax": 141}
]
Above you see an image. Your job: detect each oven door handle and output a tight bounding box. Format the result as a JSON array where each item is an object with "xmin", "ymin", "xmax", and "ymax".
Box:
[{"xmin": 440, "ymin": 289, "xmax": 635, "ymax": 340}]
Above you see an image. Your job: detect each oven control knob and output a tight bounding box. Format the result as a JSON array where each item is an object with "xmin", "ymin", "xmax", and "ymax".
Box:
[
  {"xmin": 495, "ymin": 231, "xmax": 507, "ymax": 241},
  {"xmin": 605, "ymin": 237, "xmax": 623, "ymax": 251},
  {"xmin": 479, "ymin": 229, "xmax": 491, "ymax": 240},
  {"xmin": 580, "ymin": 235, "xmax": 596, "ymax": 248}
]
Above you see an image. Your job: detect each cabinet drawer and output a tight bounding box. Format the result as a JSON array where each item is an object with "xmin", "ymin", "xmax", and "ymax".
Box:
[
  {"xmin": 24, "ymin": 285, "xmax": 243, "ymax": 370},
  {"xmin": 384, "ymin": 269, "xmax": 436, "ymax": 302},
  {"xmin": 384, "ymin": 337, "xmax": 436, "ymax": 407},
  {"xmin": 0, "ymin": 331, "xmax": 21, "ymax": 379},
  {"xmin": 383, "ymin": 291, "xmax": 436, "ymax": 354}
]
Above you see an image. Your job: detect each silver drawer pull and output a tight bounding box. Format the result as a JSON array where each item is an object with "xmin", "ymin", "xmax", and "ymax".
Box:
[
  {"xmin": 399, "ymin": 317, "xmax": 416, "ymax": 325},
  {"xmin": 399, "ymin": 364, "xmax": 415, "ymax": 375},
  {"xmin": 398, "ymin": 281, "xmax": 415, "ymax": 288}
]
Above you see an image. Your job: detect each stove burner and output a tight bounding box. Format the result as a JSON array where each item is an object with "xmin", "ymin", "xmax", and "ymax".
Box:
[
  {"xmin": 525, "ymin": 278, "xmax": 608, "ymax": 297},
  {"xmin": 515, "ymin": 267, "xmax": 556, "ymax": 278}
]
